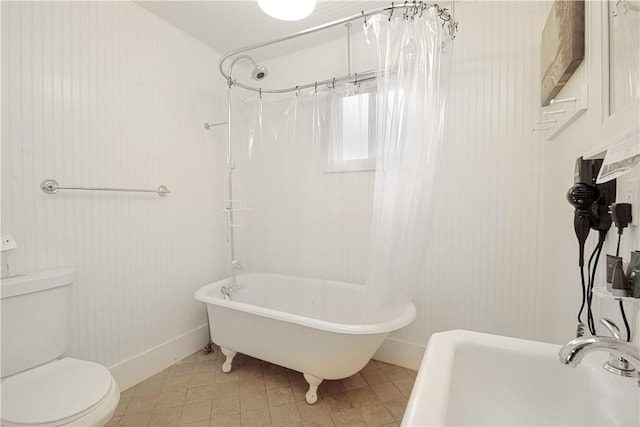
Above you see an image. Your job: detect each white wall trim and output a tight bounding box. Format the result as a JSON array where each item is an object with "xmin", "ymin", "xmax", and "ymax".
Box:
[
  {"xmin": 373, "ymin": 337, "xmax": 426, "ymax": 371},
  {"xmin": 109, "ymin": 324, "xmax": 209, "ymax": 391}
]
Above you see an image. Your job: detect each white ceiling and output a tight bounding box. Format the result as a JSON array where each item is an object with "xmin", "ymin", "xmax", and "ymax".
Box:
[{"xmin": 136, "ymin": 0, "xmax": 390, "ymax": 61}]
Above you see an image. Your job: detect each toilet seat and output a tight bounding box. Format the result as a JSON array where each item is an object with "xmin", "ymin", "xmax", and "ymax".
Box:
[{"xmin": 1, "ymin": 357, "xmax": 119, "ymax": 426}]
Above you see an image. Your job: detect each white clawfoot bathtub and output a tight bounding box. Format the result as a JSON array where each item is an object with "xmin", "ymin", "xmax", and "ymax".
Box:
[{"xmin": 194, "ymin": 273, "xmax": 416, "ymax": 404}]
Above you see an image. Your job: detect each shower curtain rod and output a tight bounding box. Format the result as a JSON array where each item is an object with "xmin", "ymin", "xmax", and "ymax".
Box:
[{"xmin": 218, "ymin": 1, "xmax": 457, "ymax": 95}]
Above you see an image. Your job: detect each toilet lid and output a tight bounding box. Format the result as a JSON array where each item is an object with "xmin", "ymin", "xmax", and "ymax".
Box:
[{"xmin": 1, "ymin": 357, "xmax": 114, "ymax": 425}]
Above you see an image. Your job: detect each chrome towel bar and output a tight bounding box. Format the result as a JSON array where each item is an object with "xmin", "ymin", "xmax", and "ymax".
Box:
[{"xmin": 40, "ymin": 179, "xmax": 170, "ymax": 197}]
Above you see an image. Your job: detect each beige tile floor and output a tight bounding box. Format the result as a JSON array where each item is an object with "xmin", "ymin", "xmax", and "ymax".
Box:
[{"xmin": 107, "ymin": 344, "xmax": 417, "ymax": 427}]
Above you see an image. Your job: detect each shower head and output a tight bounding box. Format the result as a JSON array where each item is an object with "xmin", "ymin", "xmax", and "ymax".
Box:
[
  {"xmin": 251, "ymin": 65, "xmax": 269, "ymax": 81},
  {"xmin": 228, "ymin": 55, "xmax": 269, "ymax": 82}
]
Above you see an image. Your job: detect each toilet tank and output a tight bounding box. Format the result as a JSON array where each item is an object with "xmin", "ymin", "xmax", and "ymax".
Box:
[{"xmin": 1, "ymin": 268, "xmax": 74, "ymax": 377}]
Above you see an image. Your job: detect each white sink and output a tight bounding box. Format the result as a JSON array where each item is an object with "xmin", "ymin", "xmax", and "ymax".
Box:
[{"xmin": 402, "ymin": 330, "xmax": 639, "ymax": 426}]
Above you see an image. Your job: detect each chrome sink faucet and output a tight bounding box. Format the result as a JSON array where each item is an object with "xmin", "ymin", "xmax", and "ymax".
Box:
[{"xmin": 559, "ymin": 319, "xmax": 640, "ymax": 386}]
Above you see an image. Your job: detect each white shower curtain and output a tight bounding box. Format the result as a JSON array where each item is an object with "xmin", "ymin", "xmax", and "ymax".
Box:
[
  {"xmin": 362, "ymin": 9, "xmax": 453, "ymax": 318},
  {"xmin": 230, "ymin": 7, "xmax": 452, "ymax": 321},
  {"xmin": 231, "ymin": 90, "xmax": 375, "ymax": 286}
]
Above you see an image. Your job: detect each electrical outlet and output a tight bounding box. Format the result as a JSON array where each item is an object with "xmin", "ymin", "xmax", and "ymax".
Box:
[{"xmin": 1, "ymin": 235, "xmax": 17, "ymax": 251}]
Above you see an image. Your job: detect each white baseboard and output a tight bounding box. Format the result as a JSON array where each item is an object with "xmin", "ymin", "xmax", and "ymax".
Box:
[
  {"xmin": 373, "ymin": 337, "xmax": 426, "ymax": 371},
  {"xmin": 109, "ymin": 329, "xmax": 423, "ymax": 390},
  {"xmin": 109, "ymin": 324, "xmax": 209, "ymax": 391}
]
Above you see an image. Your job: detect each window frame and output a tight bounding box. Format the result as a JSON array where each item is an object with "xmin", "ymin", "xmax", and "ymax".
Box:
[{"xmin": 325, "ymin": 84, "xmax": 378, "ymax": 174}]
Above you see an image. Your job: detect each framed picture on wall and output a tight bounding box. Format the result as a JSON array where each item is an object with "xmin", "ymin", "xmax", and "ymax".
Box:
[{"xmin": 540, "ymin": 0, "xmax": 585, "ymax": 106}]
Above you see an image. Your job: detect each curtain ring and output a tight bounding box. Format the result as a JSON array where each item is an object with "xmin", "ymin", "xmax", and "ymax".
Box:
[
  {"xmin": 332, "ymin": 77, "xmax": 336, "ymax": 89},
  {"xmin": 354, "ymin": 72, "xmax": 358, "ymax": 84},
  {"xmin": 295, "ymin": 85, "xmax": 300, "ymax": 97},
  {"xmin": 362, "ymin": 11, "xmax": 367, "ymax": 26},
  {"xmin": 440, "ymin": 7, "xmax": 451, "ymax": 22},
  {"xmin": 388, "ymin": 2, "xmax": 394, "ymax": 21},
  {"xmin": 259, "ymin": 88, "xmax": 262, "ymax": 99},
  {"xmin": 314, "ymin": 82, "xmax": 318, "ymax": 94}
]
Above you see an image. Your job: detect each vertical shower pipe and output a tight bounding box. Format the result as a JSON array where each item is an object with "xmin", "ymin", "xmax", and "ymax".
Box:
[
  {"xmin": 226, "ymin": 79, "xmax": 238, "ymax": 290},
  {"xmin": 345, "ymin": 23, "xmax": 352, "ymax": 76}
]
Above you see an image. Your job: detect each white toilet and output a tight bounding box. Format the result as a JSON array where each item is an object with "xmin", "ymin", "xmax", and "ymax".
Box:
[{"xmin": 1, "ymin": 268, "xmax": 120, "ymax": 426}]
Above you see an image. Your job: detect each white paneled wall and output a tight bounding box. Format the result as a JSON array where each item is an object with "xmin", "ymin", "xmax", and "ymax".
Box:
[
  {"xmin": 1, "ymin": 1, "xmax": 228, "ymax": 387},
  {"xmin": 539, "ymin": 0, "xmax": 640, "ymax": 345},
  {"xmin": 6, "ymin": 0, "xmax": 632, "ymax": 383},
  {"xmin": 390, "ymin": 1, "xmax": 547, "ymax": 354},
  {"xmin": 247, "ymin": 1, "xmax": 549, "ymax": 366}
]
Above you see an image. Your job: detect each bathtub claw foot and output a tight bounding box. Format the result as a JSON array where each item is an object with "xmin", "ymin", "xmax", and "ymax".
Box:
[
  {"xmin": 303, "ymin": 373, "xmax": 323, "ymax": 405},
  {"xmin": 220, "ymin": 347, "xmax": 237, "ymax": 373}
]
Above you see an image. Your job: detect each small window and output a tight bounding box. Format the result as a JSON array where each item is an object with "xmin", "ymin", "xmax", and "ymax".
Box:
[{"xmin": 326, "ymin": 86, "xmax": 377, "ymax": 173}]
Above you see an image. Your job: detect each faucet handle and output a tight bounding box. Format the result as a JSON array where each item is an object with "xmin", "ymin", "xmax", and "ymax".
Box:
[
  {"xmin": 599, "ymin": 318, "xmax": 637, "ymax": 377},
  {"xmin": 600, "ymin": 318, "xmax": 623, "ymax": 340}
]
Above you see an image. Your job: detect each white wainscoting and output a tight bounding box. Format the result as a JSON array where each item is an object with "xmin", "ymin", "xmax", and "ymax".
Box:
[
  {"xmin": 256, "ymin": 0, "xmax": 549, "ymax": 353},
  {"xmin": 1, "ymin": 0, "xmax": 228, "ymax": 381},
  {"xmin": 390, "ymin": 0, "xmax": 548, "ymax": 348}
]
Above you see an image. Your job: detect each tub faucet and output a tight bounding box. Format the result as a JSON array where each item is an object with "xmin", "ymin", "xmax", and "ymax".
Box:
[
  {"xmin": 220, "ymin": 286, "xmax": 232, "ymax": 300},
  {"xmin": 220, "ymin": 282, "xmax": 242, "ymax": 300},
  {"xmin": 558, "ymin": 332, "xmax": 640, "ymax": 386}
]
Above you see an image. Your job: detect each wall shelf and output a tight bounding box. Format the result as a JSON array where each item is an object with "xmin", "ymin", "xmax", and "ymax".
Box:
[
  {"xmin": 532, "ymin": 84, "xmax": 588, "ymax": 140},
  {"xmin": 593, "ymin": 287, "xmax": 640, "ymax": 303}
]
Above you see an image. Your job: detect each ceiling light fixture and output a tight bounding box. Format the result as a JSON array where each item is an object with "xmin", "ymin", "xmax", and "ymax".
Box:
[{"xmin": 257, "ymin": 0, "xmax": 317, "ymax": 21}]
